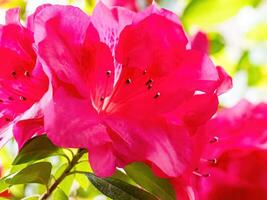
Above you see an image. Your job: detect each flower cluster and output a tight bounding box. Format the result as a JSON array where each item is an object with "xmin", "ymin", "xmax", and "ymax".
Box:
[{"xmin": 0, "ymin": 2, "xmax": 267, "ymax": 200}]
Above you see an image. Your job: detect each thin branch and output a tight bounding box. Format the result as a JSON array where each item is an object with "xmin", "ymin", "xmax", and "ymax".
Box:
[{"xmin": 40, "ymin": 148, "xmax": 87, "ymax": 200}]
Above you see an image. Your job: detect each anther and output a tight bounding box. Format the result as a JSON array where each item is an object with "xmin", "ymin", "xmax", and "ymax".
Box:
[
  {"xmin": 145, "ymin": 79, "xmax": 153, "ymax": 86},
  {"xmin": 209, "ymin": 136, "xmax": 219, "ymax": 144},
  {"xmin": 193, "ymin": 170, "xmax": 210, "ymax": 178},
  {"xmin": 11, "ymin": 71, "xmax": 17, "ymax": 77},
  {"xmin": 5, "ymin": 118, "xmax": 11, "ymax": 122},
  {"xmin": 19, "ymin": 96, "xmax": 26, "ymax": 101},
  {"xmin": 8, "ymin": 96, "xmax": 13, "ymax": 101},
  {"xmin": 24, "ymin": 71, "xmax": 30, "ymax": 77},
  {"xmin": 126, "ymin": 78, "xmax": 132, "ymax": 84},
  {"xmin": 143, "ymin": 70, "xmax": 147, "ymax": 75},
  {"xmin": 154, "ymin": 92, "xmax": 160, "ymax": 99},
  {"xmin": 208, "ymin": 158, "xmax": 217, "ymax": 164},
  {"xmin": 100, "ymin": 96, "xmax": 105, "ymax": 101},
  {"xmin": 201, "ymin": 158, "xmax": 217, "ymax": 164},
  {"xmin": 106, "ymin": 70, "xmax": 111, "ymax": 76}
]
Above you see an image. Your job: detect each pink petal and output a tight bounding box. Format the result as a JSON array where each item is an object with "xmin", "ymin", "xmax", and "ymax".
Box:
[
  {"xmin": 35, "ymin": 5, "xmax": 114, "ymax": 98},
  {"xmin": 91, "ymin": 2, "xmax": 135, "ymax": 82},
  {"xmin": 0, "ymin": 8, "xmax": 48, "ymax": 148},
  {"xmin": 170, "ymin": 93, "xmax": 219, "ymax": 128},
  {"xmin": 216, "ymin": 66, "xmax": 233, "ymax": 95},
  {"xmin": 116, "ymin": 14, "xmax": 188, "ymax": 71},
  {"xmin": 5, "ymin": 8, "xmax": 20, "ymax": 25},
  {"xmin": 101, "ymin": 0, "xmax": 138, "ymax": 11},
  {"xmin": 92, "ymin": 2, "xmax": 135, "ymax": 49},
  {"xmin": 133, "ymin": 3, "xmax": 182, "ymax": 25},
  {"xmin": 45, "ymin": 86, "xmax": 103, "ymax": 148},
  {"xmin": 13, "ymin": 117, "xmax": 44, "ymax": 149},
  {"xmin": 105, "ymin": 117, "xmax": 195, "ymax": 177},
  {"xmin": 176, "ymin": 50, "xmax": 220, "ymax": 93},
  {"xmin": 191, "ymin": 31, "xmax": 209, "ymax": 53},
  {"xmin": 88, "ymin": 143, "xmax": 116, "ymax": 177},
  {"xmin": 199, "ymin": 149, "xmax": 267, "ymax": 200},
  {"xmin": 26, "ymin": 4, "xmax": 52, "ymax": 32}
]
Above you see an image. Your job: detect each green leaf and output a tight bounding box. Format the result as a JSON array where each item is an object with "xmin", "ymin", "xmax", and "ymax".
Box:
[
  {"xmin": 21, "ymin": 196, "xmax": 39, "ymax": 200},
  {"xmin": 236, "ymin": 51, "xmax": 263, "ymax": 86},
  {"xmin": 182, "ymin": 0, "xmax": 261, "ymax": 29},
  {"xmin": 247, "ymin": 23, "xmax": 267, "ymax": 41},
  {"xmin": 208, "ymin": 32, "xmax": 225, "ymax": 54},
  {"xmin": 125, "ymin": 162, "xmax": 176, "ymax": 200},
  {"xmin": 52, "ymin": 188, "xmax": 68, "ymax": 200},
  {"xmin": 9, "ymin": 185, "xmax": 25, "ymax": 198},
  {"xmin": 0, "ymin": 173, "xmax": 17, "ymax": 192},
  {"xmin": 5, "ymin": 162, "xmax": 52, "ymax": 186},
  {"xmin": 54, "ymin": 163, "xmax": 74, "ymax": 195},
  {"xmin": 0, "ymin": 178, "xmax": 9, "ymax": 193},
  {"xmin": 86, "ymin": 172, "xmax": 157, "ymax": 200},
  {"xmin": 111, "ymin": 170, "xmax": 134, "ymax": 184},
  {"xmin": 76, "ymin": 183, "xmax": 102, "ymax": 199},
  {"xmin": 13, "ymin": 135, "xmax": 61, "ymax": 165}
]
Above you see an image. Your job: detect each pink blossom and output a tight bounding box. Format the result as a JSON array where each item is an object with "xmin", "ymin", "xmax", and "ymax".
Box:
[
  {"xmin": 0, "ymin": 8, "xmax": 48, "ymax": 148},
  {"xmin": 35, "ymin": 3, "xmax": 231, "ymax": 177},
  {"xmin": 173, "ymin": 101, "xmax": 267, "ymax": 200}
]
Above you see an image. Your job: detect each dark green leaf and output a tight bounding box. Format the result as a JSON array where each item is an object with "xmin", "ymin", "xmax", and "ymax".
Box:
[
  {"xmin": 5, "ymin": 162, "xmax": 52, "ymax": 186},
  {"xmin": 13, "ymin": 135, "xmax": 61, "ymax": 165},
  {"xmin": 86, "ymin": 172, "xmax": 157, "ymax": 200},
  {"xmin": 125, "ymin": 162, "xmax": 176, "ymax": 200}
]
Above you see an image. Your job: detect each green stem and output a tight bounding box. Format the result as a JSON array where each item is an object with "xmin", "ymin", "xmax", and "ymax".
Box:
[{"xmin": 40, "ymin": 149, "xmax": 87, "ymax": 200}]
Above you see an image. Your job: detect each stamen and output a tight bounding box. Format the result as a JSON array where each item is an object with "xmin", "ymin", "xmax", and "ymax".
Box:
[
  {"xmin": 154, "ymin": 92, "xmax": 160, "ymax": 99},
  {"xmin": 8, "ymin": 96, "xmax": 13, "ymax": 101},
  {"xmin": 24, "ymin": 71, "xmax": 30, "ymax": 77},
  {"xmin": 143, "ymin": 70, "xmax": 147, "ymax": 75},
  {"xmin": 126, "ymin": 78, "xmax": 132, "ymax": 84},
  {"xmin": 11, "ymin": 71, "xmax": 17, "ymax": 77},
  {"xmin": 145, "ymin": 79, "xmax": 153, "ymax": 86},
  {"xmin": 100, "ymin": 96, "xmax": 105, "ymax": 101},
  {"xmin": 208, "ymin": 158, "xmax": 217, "ymax": 164},
  {"xmin": 193, "ymin": 170, "xmax": 210, "ymax": 178},
  {"xmin": 5, "ymin": 118, "xmax": 11, "ymax": 122},
  {"xmin": 19, "ymin": 96, "xmax": 26, "ymax": 101},
  {"xmin": 147, "ymin": 84, "xmax": 152, "ymax": 90},
  {"xmin": 209, "ymin": 136, "xmax": 219, "ymax": 144},
  {"xmin": 201, "ymin": 158, "xmax": 217, "ymax": 164},
  {"xmin": 106, "ymin": 70, "xmax": 111, "ymax": 77}
]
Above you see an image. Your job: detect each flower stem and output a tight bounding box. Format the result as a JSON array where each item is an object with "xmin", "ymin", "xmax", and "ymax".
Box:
[{"xmin": 40, "ymin": 148, "xmax": 87, "ymax": 200}]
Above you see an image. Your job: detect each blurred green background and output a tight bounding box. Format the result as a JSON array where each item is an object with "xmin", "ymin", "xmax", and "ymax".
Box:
[{"xmin": 0, "ymin": 0, "xmax": 267, "ymax": 199}]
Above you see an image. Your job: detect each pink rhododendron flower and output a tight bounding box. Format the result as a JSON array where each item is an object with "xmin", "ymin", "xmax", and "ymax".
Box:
[
  {"xmin": 35, "ymin": 3, "xmax": 231, "ymax": 177},
  {"xmin": 0, "ymin": 8, "xmax": 48, "ymax": 148},
  {"xmin": 173, "ymin": 100, "xmax": 267, "ymax": 200}
]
